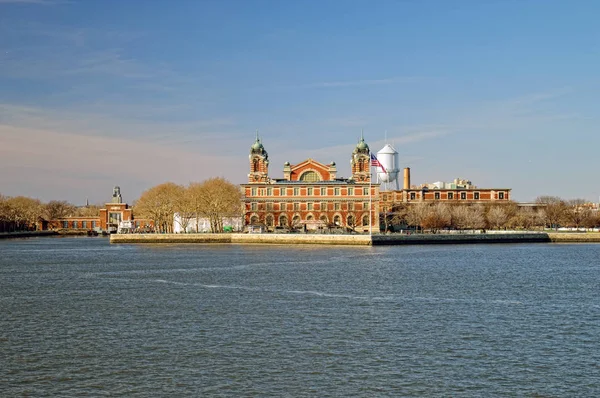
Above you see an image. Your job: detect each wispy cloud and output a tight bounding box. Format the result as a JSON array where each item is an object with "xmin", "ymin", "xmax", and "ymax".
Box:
[
  {"xmin": 0, "ymin": 0, "xmax": 67, "ymax": 4},
  {"xmin": 275, "ymin": 76, "xmax": 418, "ymax": 90}
]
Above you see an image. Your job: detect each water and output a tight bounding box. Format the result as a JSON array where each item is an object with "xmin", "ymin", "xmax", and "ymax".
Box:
[{"xmin": 1, "ymin": 237, "xmax": 599, "ymax": 396}]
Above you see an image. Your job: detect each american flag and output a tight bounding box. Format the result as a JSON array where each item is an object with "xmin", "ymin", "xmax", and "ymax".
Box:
[{"xmin": 370, "ymin": 152, "xmax": 386, "ymax": 173}]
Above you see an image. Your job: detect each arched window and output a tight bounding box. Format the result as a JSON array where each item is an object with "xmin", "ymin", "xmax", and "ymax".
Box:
[
  {"xmin": 358, "ymin": 159, "xmax": 365, "ymax": 172},
  {"xmin": 299, "ymin": 171, "xmax": 321, "ymax": 182},
  {"xmin": 250, "ymin": 215, "xmax": 259, "ymax": 225},
  {"xmin": 265, "ymin": 215, "xmax": 273, "ymax": 227},
  {"xmin": 306, "ymin": 214, "xmax": 314, "ymax": 221},
  {"xmin": 292, "ymin": 215, "xmax": 301, "ymax": 227},
  {"xmin": 362, "ymin": 215, "xmax": 369, "ymax": 226},
  {"xmin": 347, "ymin": 215, "xmax": 355, "ymax": 226},
  {"xmin": 279, "ymin": 215, "xmax": 288, "ymax": 227},
  {"xmin": 253, "ymin": 159, "xmax": 259, "ymax": 172},
  {"xmin": 333, "ymin": 215, "xmax": 341, "ymax": 226},
  {"xmin": 320, "ymin": 215, "xmax": 328, "ymax": 223}
]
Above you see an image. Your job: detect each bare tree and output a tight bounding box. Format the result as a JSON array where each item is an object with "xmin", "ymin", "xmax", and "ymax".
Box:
[
  {"xmin": 44, "ymin": 200, "xmax": 76, "ymax": 220},
  {"xmin": 421, "ymin": 203, "xmax": 451, "ymax": 233},
  {"xmin": 134, "ymin": 182, "xmax": 181, "ymax": 233},
  {"xmin": 536, "ymin": 196, "xmax": 567, "ymax": 230},
  {"xmin": 566, "ymin": 199, "xmax": 591, "ymax": 229},
  {"xmin": 405, "ymin": 203, "xmax": 428, "ymax": 232},
  {"xmin": 486, "ymin": 206, "xmax": 508, "ymax": 230},
  {"xmin": 197, "ymin": 178, "xmax": 242, "ymax": 233}
]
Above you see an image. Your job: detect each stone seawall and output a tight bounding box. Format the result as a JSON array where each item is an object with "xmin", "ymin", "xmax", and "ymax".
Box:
[
  {"xmin": 371, "ymin": 233, "xmax": 551, "ymax": 245},
  {"xmin": 0, "ymin": 231, "xmax": 58, "ymax": 239},
  {"xmin": 110, "ymin": 233, "xmax": 372, "ymax": 246},
  {"xmin": 110, "ymin": 232, "xmax": 600, "ymax": 246},
  {"xmin": 547, "ymin": 233, "xmax": 600, "ymax": 243}
]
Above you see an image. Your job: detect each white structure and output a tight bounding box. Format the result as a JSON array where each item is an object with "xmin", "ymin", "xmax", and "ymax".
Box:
[
  {"xmin": 173, "ymin": 213, "xmax": 244, "ymax": 233},
  {"xmin": 376, "ymin": 144, "xmax": 400, "ymax": 191}
]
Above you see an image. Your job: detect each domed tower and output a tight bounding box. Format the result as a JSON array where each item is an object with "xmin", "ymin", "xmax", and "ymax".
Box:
[
  {"xmin": 351, "ymin": 132, "xmax": 371, "ymax": 182},
  {"xmin": 248, "ymin": 131, "xmax": 270, "ymax": 183}
]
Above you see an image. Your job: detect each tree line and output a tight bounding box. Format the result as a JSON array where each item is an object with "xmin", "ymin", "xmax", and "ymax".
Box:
[
  {"xmin": 382, "ymin": 196, "xmax": 600, "ymax": 233},
  {"xmin": 133, "ymin": 178, "xmax": 242, "ymax": 233},
  {"xmin": 0, "ymin": 195, "xmax": 100, "ymax": 233}
]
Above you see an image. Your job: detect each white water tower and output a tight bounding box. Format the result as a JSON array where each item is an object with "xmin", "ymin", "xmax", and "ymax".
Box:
[{"xmin": 376, "ymin": 144, "xmax": 400, "ymax": 191}]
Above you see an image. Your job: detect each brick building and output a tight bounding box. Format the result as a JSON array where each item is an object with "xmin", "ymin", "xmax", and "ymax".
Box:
[
  {"xmin": 241, "ymin": 134, "xmax": 380, "ymax": 232},
  {"xmin": 378, "ymin": 167, "xmax": 512, "ymax": 215}
]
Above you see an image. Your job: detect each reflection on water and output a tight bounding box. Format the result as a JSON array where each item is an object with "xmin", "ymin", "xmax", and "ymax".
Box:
[{"xmin": 1, "ymin": 237, "xmax": 599, "ymax": 396}]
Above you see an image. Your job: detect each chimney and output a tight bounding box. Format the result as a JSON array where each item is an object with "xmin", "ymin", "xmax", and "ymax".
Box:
[{"xmin": 403, "ymin": 167, "xmax": 411, "ymax": 190}]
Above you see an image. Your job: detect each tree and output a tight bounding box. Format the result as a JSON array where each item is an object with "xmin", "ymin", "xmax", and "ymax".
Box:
[
  {"xmin": 421, "ymin": 203, "xmax": 451, "ymax": 233},
  {"xmin": 486, "ymin": 206, "xmax": 508, "ymax": 230},
  {"xmin": 536, "ymin": 196, "xmax": 567, "ymax": 230},
  {"xmin": 74, "ymin": 204, "xmax": 101, "ymax": 217},
  {"xmin": 44, "ymin": 200, "xmax": 76, "ymax": 220},
  {"xmin": 405, "ymin": 203, "xmax": 428, "ymax": 231},
  {"xmin": 566, "ymin": 199, "xmax": 591, "ymax": 229},
  {"xmin": 196, "ymin": 178, "xmax": 242, "ymax": 233},
  {"xmin": 134, "ymin": 182, "xmax": 181, "ymax": 233},
  {"xmin": 173, "ymin": 185, "xmax": 195, "ymax": 232}
]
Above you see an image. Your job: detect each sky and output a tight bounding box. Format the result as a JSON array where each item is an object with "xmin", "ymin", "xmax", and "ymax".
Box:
[{"xmin": 1, "ymin": 0, "xmax": 599, "ymax": 205}]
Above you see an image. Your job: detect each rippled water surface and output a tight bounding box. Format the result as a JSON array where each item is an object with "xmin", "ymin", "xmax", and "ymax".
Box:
[{"xmin": 1, "ymin": 237, "xmax": 599, "ymax": 396}]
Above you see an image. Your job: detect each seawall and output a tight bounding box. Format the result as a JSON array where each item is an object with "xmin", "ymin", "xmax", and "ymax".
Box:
[
  {"xmin": 110, "ymin": 233, "xmax": 372, "ymax": 245},
  {"xmin": 0, "ymin": 231, "xmax": 59, "ymax": 239},
  {"xmin": 109, "ymin": 232, "xmax": 600, "ymax": 246}
]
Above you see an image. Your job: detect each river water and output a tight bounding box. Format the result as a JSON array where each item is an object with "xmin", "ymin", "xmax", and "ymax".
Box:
[{"xmin": 1, "ymin": 237, "xmax": 599, "ymax": 396}]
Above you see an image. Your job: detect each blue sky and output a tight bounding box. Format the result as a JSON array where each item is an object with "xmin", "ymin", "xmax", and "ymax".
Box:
[{"xmin": 1, "ymin": 0, "xmax": 599, "ymax": 204}]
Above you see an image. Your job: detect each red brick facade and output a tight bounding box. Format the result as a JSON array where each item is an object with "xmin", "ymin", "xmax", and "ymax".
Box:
[{"xmin": 242, "ymin": 136, "xmax": 380, "ymax": 232}]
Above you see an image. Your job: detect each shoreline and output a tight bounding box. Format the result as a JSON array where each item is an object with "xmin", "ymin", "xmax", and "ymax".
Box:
[{"xmin": 108, "ymin": 232, "xmax": 600, "ymax": 245}]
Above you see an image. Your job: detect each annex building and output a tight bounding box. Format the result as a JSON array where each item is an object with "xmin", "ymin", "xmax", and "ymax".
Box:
[{"xmin": 241, "ymin": 134, "xmax": 380, "ymax": 232}]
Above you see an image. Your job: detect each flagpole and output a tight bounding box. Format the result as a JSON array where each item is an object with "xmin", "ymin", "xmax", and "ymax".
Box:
[{"xmin": 369, "ymin": 155, "xmax": 372, "ymax": 236}]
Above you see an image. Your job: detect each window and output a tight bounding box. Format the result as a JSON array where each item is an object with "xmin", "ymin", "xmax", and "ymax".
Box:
[
  {"xmin": 334, "ymin": 202, "xmax": 341, "ymax": 211},
  {"xmin": 294, "ymin": 202, "xmax": 300, "ymax": 211},
  {"xmin": 383, "ymin": 194, "xmax": 388, "ymax": 201},
  {"xmin": 307, "ymin": 203, "xmax": 313, "ymax": 211},
  {"xmin": 82, "ymin": 221, "xmax": 87, "ymax": 229},
  {"xmin": 320, "ymin": 187, "xmax": 326, "ymax": 196},
  {"xmin": 448, "ymin": 192, "xmax": 454, "ymax": 200},
  {"xmin": 251, "ymin": 202, "xmax": 257, "ymax": 211},
  {"xmin": 92, "ymin": 221, "xmax": 96, "ymax": 228},
  {"xmin": 364, "ymin": 202, "xmax": 369, "ymax": 210},
  {"xmin": 363, "ymin": 187, "xmax": 369, "ymax": 195},
  {"xmin": 362, "ymin": 215, "xmax": 369, "ymax": 226},
  {"xmin": 321, "ymin": 202, "xmax": 327, "ymax": 210},
  {"xmin": 307, "ymin": 187, "xmax": 313, "ymax": 196},
  {"xmin": 63, "ymin": 221, "xmax": 68, "ymax": 228},
  {"xmin": 266, "ymin": 203, "xmax": 273, "ymax": 211},
  {"xmin": 266, "ymin": 215, "xmax": 273, "ymax": 227},
  {"xmin": 434, "ymin": 192, "xmax": 440, "ymax": 200},
  {"xmin": 281, "ymin": 187, "xmax": 286, "ymax": 196},
  {"xmin": 333, "ymin": 215, "xmax": 341, "ymax": 226},
  {"xmin": 267, "ymin": 187, "xmax": 272, "ymax": 196},
  {"xmin": 461, "ymin": 192, "xmax": 466, "ymax": 200},
  {"xmin": 280, "ymin": 202, "xmax": 286, "ymax": 211},
  {"xmin": 348, "ymin": 202, "xmax": 354, "ymax": 211},
  {"xmin": 474, "ymin": 192, "xmax": 480, "ymax": 200},
  {"xmin": 348, "ymin": 187, "xmax": 354, "ymax": 195},
  {"xmin": 251, "ymin": 187, "xmax": 257, "ymax": 196},
  {"xmin": 334, "ymin": 188, "xmax": 340, "ymax": 196},
  {"xmin": 499, "ymin": 192, "xmax": 505, "ymax": 200},
  {"xmin": 294, "ymin": 187, "xmax": 300, "ymax": 196},
  {"xmin": 279, "ymin": 215, "xmax": 288, "ymax": 226},
  {"xmin": 410, "ymin": 192, "xmax": 416, "ymax": 200},
  {"xmin": 259, "ymin": 189, "xmax": 264, "ymax": 196},
  {"xmin": 299, "ymin": 171, "xmax": 320, "ymax": 182},
  {"xmin": 73, "ymin": 221, "xmax": 78, "ymax": 229}
]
